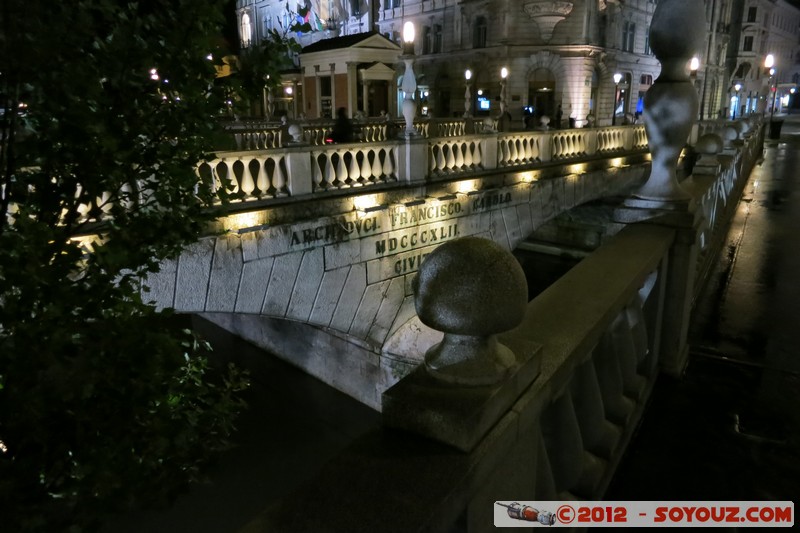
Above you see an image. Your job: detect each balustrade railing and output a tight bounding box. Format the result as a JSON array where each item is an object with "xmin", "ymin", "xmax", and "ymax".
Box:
[
  {"xmin": 427, "ymin": 135, "xmax": 483, "ymax": 175},
  {"xmin": 310, "ymin": 143, "xmax": 398, "ymax": 190},
  {"xmin": 248, "ymin": 115, "xmax": 766, "ymax": 533},
  {"xmin": 59, "ymin": 119, "xmax": 757, "ymax": 226},
  {"xmin": 250, "ymin": 222, "xmax": 675, "ymax": 532}
]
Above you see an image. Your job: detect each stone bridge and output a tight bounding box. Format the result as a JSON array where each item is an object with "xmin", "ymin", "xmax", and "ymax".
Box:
[{"xmin": 143, "ymin": 117, "xmax": 748, "ymax": 409}]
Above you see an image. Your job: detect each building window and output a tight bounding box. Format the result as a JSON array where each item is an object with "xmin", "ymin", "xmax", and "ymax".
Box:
[
  {"xmin": 622, "ymin": 21, "xmax": 636, "ymax": 52},
  {"xmin": 640, "ymin": 74, "xmax": 653, "ymax": 85},
  {"xmin": 320, "ymin": 76, "xmax": 332, "ymax": 118},
  {"xmin": 422, "ymin": 26, "xmax": 432, "ymax": 54},
  {"xmin": 473, "ymin": 16, "xmax": 487, "ymax": 48},
  {"xmin": 644, "ymin": 25, "xmax": 652, "ymax": 55},
  {"xmin": 433, "ymin": 24, "xmax": 443, "ymax": 53},
  {"xmin": 387, "ymin": 0, "xmax": 401, "ymax": 9},
  {"xmin": 240, "ymin": 12, "xmax": 252, "ymax": 48},
  {"xmin": 747, "ymin": 7, "xmax": 757, "ymax": 23},
  {"xmin": 743, "ymin": 36, "xmax": 754, "ymax": 52}
]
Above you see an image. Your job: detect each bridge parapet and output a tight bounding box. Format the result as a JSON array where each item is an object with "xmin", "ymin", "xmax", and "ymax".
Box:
[
  {"xmin": 243, "ymin": 113, "xmax": 766, "ymax": 533},
  {"xmin": 199, "ymin": 124, "xmax": 651, "ymax": 209}
]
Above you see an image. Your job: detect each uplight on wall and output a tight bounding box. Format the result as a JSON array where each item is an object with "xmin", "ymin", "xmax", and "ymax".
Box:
[
  {"xmin": 568, "ymin": 163, "xmax": 587, "ymax": 174},
  {"xmin": 353, "ymin": 194, "xmax": 380, "ymax": 212},
  {"xmin": 222, "ymin": 211, "xmax": 265, "ymax": 232},
  {"xmin": 456, "ymin": 179, "xmax": 478, "ymax": 195}
]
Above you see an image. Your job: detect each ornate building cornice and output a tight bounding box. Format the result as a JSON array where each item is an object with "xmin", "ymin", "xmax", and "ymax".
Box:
[{"xmin": 522, "ymin": 1, "xmax": 574, "ymax": 42}]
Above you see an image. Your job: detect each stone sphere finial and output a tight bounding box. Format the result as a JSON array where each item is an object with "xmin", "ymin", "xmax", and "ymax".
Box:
[
  {"xmin": 287, "ymin": 123, "xmax": 304, "ymax": 144},
  {"xmin": 650, "ymin": 0, "xmax": 706, "ymax": 69},
  {"xmin": 695, "ymin": 133, "xmax": 724, "ymax": 156},
  {"xmin": 414, "ymin": 237, "xmax": 528, "ymax": 386}
]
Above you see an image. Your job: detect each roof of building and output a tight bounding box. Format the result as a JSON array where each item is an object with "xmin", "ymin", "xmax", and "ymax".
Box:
[{"xmin": 300, "ymin": 31, "xmax": 399, "ymax": 54}]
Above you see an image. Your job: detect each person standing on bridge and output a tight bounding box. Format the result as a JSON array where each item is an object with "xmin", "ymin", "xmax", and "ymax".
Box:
[{"xmin": 330, "ymin": 107, "xmax": 354, "ymax": 144}]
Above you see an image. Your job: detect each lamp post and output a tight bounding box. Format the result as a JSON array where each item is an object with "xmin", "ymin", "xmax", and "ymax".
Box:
[
  {"xmin": 464, "ymin": 69, "xmax": 472, "ymax": 118},
  {"xmin": 765, "ymin": 54, "xmax": 777, "ymax": 125},
  {"xmin": 733, "ymin": 82, "xmax": 742, "ymax": 119},
  {"xmin": 612, "ymin": 72, "xmax": 622, "ymax": 125},
  {"xmin": 401, "ymin": 21, "xmax": 417, "ymax": 137},
  {"xmin": 690, "ymin": 57, "xmax": 701, "ymax": 119},
  {"xmin": 499, "ymin": 67, "xmax": 508, "ymax": 117}
]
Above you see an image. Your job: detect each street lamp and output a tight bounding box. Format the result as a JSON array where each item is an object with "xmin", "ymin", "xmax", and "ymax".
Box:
[
  {"xmin": 690, "ymin": 57, "xmax": 699, "ymax": 77},
  {"xmin": 612, "ymin": 72, "xmax": 622, "ymax": 125},
  {"xmin": 733, "ymin": 82, "xmax": 742, "ymax": 119},
  {"xmin": 765, "ymin": 53, "xmax": 778, "ymax": 125},
  {"xmin": 499, "ymin": 67, "xmax": 508, "ymax": 118},
  {"xmin": 464, "ymin": 69, "xmax": 473, "ymax": 118},
  {"xmin": 401, "ymin": 21, "xmax": 417, "ymax": 136}
]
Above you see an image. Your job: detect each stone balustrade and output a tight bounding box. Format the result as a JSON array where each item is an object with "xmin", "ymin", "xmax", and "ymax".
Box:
[
  {"xmin": 242, "ymin": 113, "xmax": 765, "ymax": 533},
  {"xmin": 245, "ymin": 222, "xmax": 676, "ymax": 532},
  {"xmin": 65, "ymin": 118, "xmax": 748, "ymax": 228}
]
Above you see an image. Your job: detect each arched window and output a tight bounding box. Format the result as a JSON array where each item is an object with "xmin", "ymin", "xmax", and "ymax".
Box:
[
  {"xmin": 240, "ymin": 12, "xmax": 252, "ymax": 48},
  {"xmin": 473, "ymin": 16, "xmax": 487, "ymax": 48}
]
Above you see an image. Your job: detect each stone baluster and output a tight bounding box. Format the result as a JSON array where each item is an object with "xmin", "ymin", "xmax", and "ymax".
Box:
[
  {"xmin": 541, "ymin": 391, "xmax": 588, "ymax": 496},
  {"xmin": 570, "ymin": 358, "xmax": 621, "ymax": 459},
  {"xmin": 593, "ymin": 330, "xmax": 636, "ymax": 426},
  {"xmin": 627, "ymin": 0, "xmax": 707, "ymax": 206},
  {"xmin": 616, "ymin": 0, "xmax": 707, "ymax": 376}
]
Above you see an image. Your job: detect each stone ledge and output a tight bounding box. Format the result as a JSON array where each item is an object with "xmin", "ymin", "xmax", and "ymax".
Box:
[{"xmin": 382, "ymin": 337, "xmax": 542, "ymax": 452}]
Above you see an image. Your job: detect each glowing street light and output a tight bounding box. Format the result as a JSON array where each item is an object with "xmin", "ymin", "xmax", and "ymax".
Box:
[
  {"xmin": 499, "ymin": 67, "xmax": 509, "ymax": 117},
  {"xmin": 765, "ymin": 54, "xmax": 777, "ymax": 123},
  {"xmin": 401, "ymin": 21, "xmax": 418, "ymax": 136},
  {"xmin": 733, "ymin": 82, "xmax": 742, "ymax": 119},
  {"xmin": 464, "ymin": 69, "xmax": 473, "ymax": 118},
  {"xmin": 612, "ymin": 72, "xmax": 622, "ymax": 125}
]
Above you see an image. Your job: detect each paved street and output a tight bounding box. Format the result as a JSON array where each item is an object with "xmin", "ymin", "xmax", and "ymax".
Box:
[{"xmin": 607, "ymin": 115, "xmax": 800, "ymax": 502}]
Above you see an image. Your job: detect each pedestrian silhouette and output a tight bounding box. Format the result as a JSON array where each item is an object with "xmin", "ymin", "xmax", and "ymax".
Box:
[{"xmin": 330, "ymin": 107, "xmax": 354, "ymax": 143}]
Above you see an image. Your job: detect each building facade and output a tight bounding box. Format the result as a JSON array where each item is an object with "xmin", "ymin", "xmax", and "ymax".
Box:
[{"xmin": 235, "ymin": 1, "xmax": 800, "ymax": 122}]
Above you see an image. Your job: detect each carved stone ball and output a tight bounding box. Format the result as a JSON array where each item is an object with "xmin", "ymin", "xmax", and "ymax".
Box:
[
  {"xmin": 288, "ymin": 123, "xmax": 303, "ymax": 143},
  {"xmin": 738, "ymin": 121, "xmax": 751, "ymax": 135},
  {"xmin": 695, "ymin": 133, "xmax": 724, "ymax": 155},
  {"xmin": 414, "ymin": 237, "xmax": 528, "ymax": 336},
  {"xmin": 650, "ymin": 0, "xmax": 706, "ymax": 60},
  {"xmin": 721, "ymin": 126, "xmax": 739, "ymax": 145}
]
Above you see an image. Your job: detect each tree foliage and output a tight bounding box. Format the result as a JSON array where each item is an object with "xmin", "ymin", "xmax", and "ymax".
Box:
[{"xmin": 0, "ymin": 0, "xmax": 282, "ymax": 529}]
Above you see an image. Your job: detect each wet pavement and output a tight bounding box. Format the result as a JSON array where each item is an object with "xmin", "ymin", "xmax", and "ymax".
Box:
[{"xmin": 606, "ymin": 115, "xmax": 800, "ymax": 502}]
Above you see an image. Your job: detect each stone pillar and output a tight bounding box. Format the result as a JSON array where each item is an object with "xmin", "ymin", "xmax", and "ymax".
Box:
[
  {"xmin": 347, "ymin": 61, "xmax": 358, "ymax": 116},
  {"xmin": 616, "ymin": 0, "xmax": 708, "ymax": 376},
  {"xmin": 362, "ymin": 80, "xmax": 371, "ymax": 116},
  {"xmin": 396, "ymin": 136, "xmax": 428, "ymax": 185}
]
